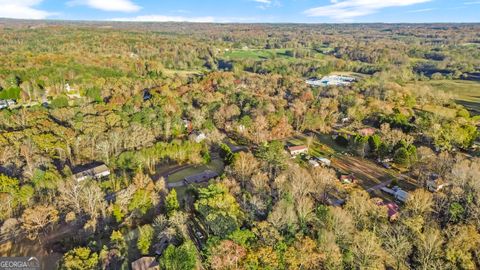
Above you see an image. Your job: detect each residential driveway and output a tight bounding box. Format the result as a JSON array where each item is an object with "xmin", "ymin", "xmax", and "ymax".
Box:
[
  {"xmin": 167, "ymin": 181, "xmax": 186, "ymax": 188},
  {"xmin": 366, "ymin": 179, "xmax": 394, "ymax": 193}
]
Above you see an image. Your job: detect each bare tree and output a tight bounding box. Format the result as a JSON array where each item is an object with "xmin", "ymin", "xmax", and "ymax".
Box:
[{"xmin": 21, "ymin": 205, "xmax": 59, "ymax": 241}]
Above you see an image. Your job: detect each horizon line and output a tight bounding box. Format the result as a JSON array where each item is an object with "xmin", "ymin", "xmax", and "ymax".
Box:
[{"xmin": 1, "ymin": 17, "xmax": 480, "ymax": 25}]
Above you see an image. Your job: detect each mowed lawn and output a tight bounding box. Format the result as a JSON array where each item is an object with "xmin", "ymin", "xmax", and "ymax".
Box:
[
  {"xmin": 166, "ymin": 158, "xmax": 225, "ymax": 183},
  {"xmin": 414, "ymin": 80, "xmax": 480, "ymax": 115}
]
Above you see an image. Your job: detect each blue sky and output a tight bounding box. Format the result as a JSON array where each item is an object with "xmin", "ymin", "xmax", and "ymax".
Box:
[{"xmin": 1, "ymin": 0, "xmax": 480, "ymax": 23}]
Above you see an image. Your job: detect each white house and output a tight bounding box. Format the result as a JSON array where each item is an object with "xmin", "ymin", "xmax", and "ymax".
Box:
[
  {"xmin": 74, "ymin": 164, "xmax": 111, "ymax": 182},
  {"xmin": 287, "ymin": 145, "xmax": 308, "ymax": 156}
]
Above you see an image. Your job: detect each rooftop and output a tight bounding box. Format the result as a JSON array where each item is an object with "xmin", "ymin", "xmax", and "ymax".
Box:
[
  {"xmin": 306, "ymin": 75, "xmax": 356, "ymax": 87},
  {"xmin": 73, "ymin": 163, "xmax": 110, "ymax": 181},
  {"xmin": 288, "ymin": 145, "xmax": 308, "ymax": 151},
  {"xmin": 377, "ymin": 201, "xmax": 400, "ymax": 219},
  {"xmin": 184, "ymin": 170, "xmax": 219, "ymax": 184}
]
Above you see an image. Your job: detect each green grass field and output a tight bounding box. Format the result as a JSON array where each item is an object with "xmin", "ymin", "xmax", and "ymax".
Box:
[
  {"xmin": 167, "ymin": 158, "xmax": 224, "ymax": 183},
  {"xmin": 421, "ymin": 104, "xmax": 458, "ymax": 119},
  {"xmin": 222, "ymin": 48, "xmax": 295, "ymax": 60},
  {"xmin": 222, "ymin": 48, "xmax": 331, "ymax": 62},
  {"xmin": 414, "ymin": 80, "xmax": 480, "ymax": 115}
]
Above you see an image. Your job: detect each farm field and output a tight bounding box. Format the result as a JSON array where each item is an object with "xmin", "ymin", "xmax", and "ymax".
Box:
[
  {"xmin": 413, "ymin": 80, "xmax": 480, "ymax": 115},
  {"xmin": 222, "ymin": 48, "xmax": 330, "ymax": 61},
  {"xmin": 222, "ymin": 48, "xmax": 295, "ymax": 60}
]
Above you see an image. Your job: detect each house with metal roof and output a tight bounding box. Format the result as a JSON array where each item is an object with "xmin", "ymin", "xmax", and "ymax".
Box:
[
  {"xmin": 287, "ymin": 145, "xmax": 308, "ymax": 157},
  {"xmin": 73, "ymin": 163, "xmax": 111, "ymax": 182},
  {"xmin": 183, "ymin": 170, "xmax": 218, "ymax": 185}
]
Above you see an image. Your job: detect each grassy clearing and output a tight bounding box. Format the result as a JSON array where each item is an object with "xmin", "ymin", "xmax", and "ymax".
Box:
[
  {"xmin": 286, "ymin": 138, "xmax": 305, "ymax": 146},
  {"xmin": 421, "ymin": 104, "xmax": 458, "ymax": 119},
  {"xmin": 330, "ymin": 71, "xmax": 370, "ymax": 79},
  {"xmin": 287, "ymin": 135, "xmax": 337, "ymax": 158},
  {"xmin": 167, "ymin": 158, "xmax": 224, "ymax": 183},
  {"xmin": 315, "ymin": 133, "xmax": 349, "ymax": 153},
  {"xmin": 461, "ymin": 43, "xmax": 480, "ymax": 48},
  {"xmin": 223, "ymin": 48, "xmax": 294, "ymax": 60},
  {"xmin": 309, "ymin": 141, "xmax": 336, "ymax": 158},
  {"xmin": 413, "ymin": 80, "xmax": 480, "ymax": 115}
]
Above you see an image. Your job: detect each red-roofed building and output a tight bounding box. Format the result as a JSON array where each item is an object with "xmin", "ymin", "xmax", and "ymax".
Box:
[{"xmin": 377, "ymin": 200, "xmax": 400, "ymax": 221}]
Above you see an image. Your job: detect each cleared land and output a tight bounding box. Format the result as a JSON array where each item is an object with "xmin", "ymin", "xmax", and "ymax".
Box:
[
  {"xmin": 294, "ymin": 132, "xmax": 418, "ymax": 194},
  {"xmin": 222, "ymin": 48, "xmax": 294, "ymax": 60},
  {"xmin": 162, "ymin": 69, "xmax": 202, "ymax": 76},
  {"xmin": 413, "ymin": 80, "xmax": 480, "ymax": 115},
  {"xmin": 165, "ymin": 158, "xmax": 224, "ymax": 184}
]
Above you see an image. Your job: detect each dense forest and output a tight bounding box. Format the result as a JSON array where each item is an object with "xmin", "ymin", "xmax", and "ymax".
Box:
[{"xmin": 0, "ymin": 20, "xmax": 479, "ymax": 269}]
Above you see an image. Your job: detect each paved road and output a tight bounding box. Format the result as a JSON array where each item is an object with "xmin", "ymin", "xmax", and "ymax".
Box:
[
  {"xmin": 167, "ymin": 181, "xmax": 186, "ymax": 188},
  {"xmin": 366, "ymin": 179, "xmax": 393, "ymax": 193}
]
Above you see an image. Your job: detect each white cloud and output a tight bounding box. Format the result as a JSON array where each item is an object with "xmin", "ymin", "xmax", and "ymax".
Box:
[
  {"xmin": 408, "ymin": 8, "xmax": 436, "ymax": 13},
  {"xmin": 67, "ymin": 0, "xmax": 141, "ymax": 12},
  {"xmin": 0, "ymin": 0, "xmax": 52, "ymax": 19},
  {"xmin": 252, "ymin": 0, "xmax": 281, "ymax": 9},
  {"xmin": 111, "ymin": 15, "xmax": 215, "ymax": 23},
  {"xmin": 304, "ymin": 0, "xmax": 432, "ymax": 20}
]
